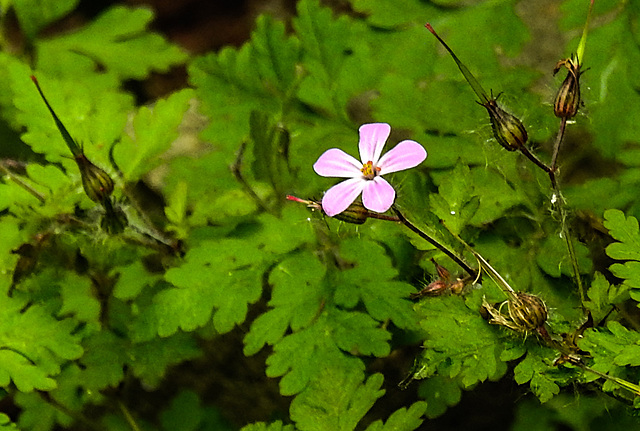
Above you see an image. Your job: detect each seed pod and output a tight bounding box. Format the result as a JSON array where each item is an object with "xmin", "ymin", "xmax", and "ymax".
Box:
[
  {"xmin": 553, "ymin": 57, "xmax": 583, "ymax": 119},
  {"xmin": 507, "ymin": 292, "xmax": 548, "ymax": 332},
  {"xmin": 331, "ymin": 201, "xmax": 369, "ymax": 224},
  {"xmin": 76, "ymin": 154, "xmax": 115, "ymax": 203},
  {"xmin": 481, "ymin": 98, "xmax": 528, "ymax": 151}
]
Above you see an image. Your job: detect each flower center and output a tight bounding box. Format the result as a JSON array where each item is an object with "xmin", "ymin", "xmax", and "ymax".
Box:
[{"xmin": 361, "ymin": 161, "xmax": 380, "ymax": 180}]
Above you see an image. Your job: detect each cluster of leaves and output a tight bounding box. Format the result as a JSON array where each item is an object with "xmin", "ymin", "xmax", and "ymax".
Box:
[{"xmin": 1, "ymin": 0, "xmax": 640, "ymax": 430}]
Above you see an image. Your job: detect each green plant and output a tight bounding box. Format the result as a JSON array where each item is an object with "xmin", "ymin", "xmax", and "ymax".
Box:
[{"xmin": 2, "ymin": 0, "xmax": 640, "ymax": 430}]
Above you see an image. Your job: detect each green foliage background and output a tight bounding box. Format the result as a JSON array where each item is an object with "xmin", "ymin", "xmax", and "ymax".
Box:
[{"xmin": 1, "ymin": 0, "xmax": 640, "ymax": 429}]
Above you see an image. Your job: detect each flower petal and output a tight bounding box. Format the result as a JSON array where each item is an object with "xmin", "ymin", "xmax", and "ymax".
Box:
[
  {"xmin": 321, "ymin": 178, "xmax": 367, "ymax": 217},
  {"xmin": 358, "ymin": 123, "xmax": 391, "ymax": 165},
  {"xmin": 313, "ymin": 148, "xmax": 363, "ymax": 178},
  {"xmin": 377, "ymin": 140, "xmax": 427, "ymax": 175},
  {"xmin": 362, "ymin": 177, "xmax": 395, "ymax": 213}
]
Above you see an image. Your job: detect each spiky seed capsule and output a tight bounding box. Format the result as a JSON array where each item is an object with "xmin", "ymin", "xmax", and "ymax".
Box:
[
  {"xmin": 507, "ymin": 292, "xmax": 548, "ymax": 332},
  {"xmin": 76, "ymin": 154, "xmax": 115, "ymax": 203},
  {"xmin": 553, "ymin": 57, "xmax": 582, "ymax": 119},
  {"xmin": 481, "ymin": 98, "xmax": 528, "ymax": 151}
]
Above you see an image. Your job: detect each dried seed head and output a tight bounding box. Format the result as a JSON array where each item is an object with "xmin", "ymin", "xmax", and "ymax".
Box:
[
  {"xmin": 76, "ymin": 154, "xmax": 115, "ymax": 203},
  {"xmin": 481, "ymin": 98, "xmax": 528, "ymax": 151},
  {"xmin": 507, "ymin": 292, "xmax": 548, "ymax": 332},
  {"xmin": 553, "ymin": 57, "xmax": 583, "ymax": 119}
]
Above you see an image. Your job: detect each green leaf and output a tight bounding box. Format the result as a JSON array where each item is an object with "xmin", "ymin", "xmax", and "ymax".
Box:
[
  {"xmin": 112, "ymin": 260, "xmax": 160, "ymax": 300},
  {"xmin": 417, "ymin": 376, "xmax": 461, "ymax": 419},
  {"xmin": 159, "ymin": 239, "xmax": 265, "ymax": 336},
  {"xmin": 513, "ymin": 351, "xmax": 560, "ymax": 403},
  {"xmin": 604, "ymin": 209, "xmax": 640, "ymax": 261},
  {"xmin": 536, "ymin": 234, "xmax": 592, "ymax": 278},
  {"xmin": 413, "ymin": 295, "xmax": 507, "ymax": 387},
  {"xmin": 584, "ymin": 272, "xmax": 630, "ymax": 323},
  {"xmin": 0, "ymin": 297, "xmax": 83, "ymax": 392},
  {"xmin": 113, "ymin": 88, "xmax": 194, "ymax": 181},
  {"xmin": 244, "ymin": 251, "xmax": 328, "ymax": 356},
  {"xmin": 35, "ymin": 6, "xmax": 187, "ymax": 79},
  {"xmin": 336, "ymin": 238, "xmax": 419, "ymax": 330},
  {"xmin": 266, "ymin": 315, "xmax": 364, "ymax": 396},
  {"xmin": 128, "ymin": 333, "xmax": 200, "ymax": 388},
  {"xmin": 11, "ymin": 0, "xmax": 80, "ymax": 39},
  {"xmin": 188, "ymin": 14, "xmax": 299, "ymax": 149},
  {"xmin": 57, "ymin": 272, "xmax": 101, "ymax": 323},
  {"xmin": 289, "ymin": 370, "xmax": 384, "ymax": 431},
  {"xmin": 293, "ymin": 0, "xmax": 374, "ymax": 118},
  {"xmin": 365, "ymin": 401, "xmax": 427, "ymax": 431},
  {"xmin": 429, "ymin": 163, "xmax": 478, "ymax": 235}
]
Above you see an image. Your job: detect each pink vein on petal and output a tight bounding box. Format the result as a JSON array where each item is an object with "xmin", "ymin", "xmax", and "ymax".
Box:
[
  {"xmin": 377, "ymin": 140, "xmax": 427, "ymax": 175},
  {"xmin": 362, "ymin": 177, "xmax": 395, "ymax": 213},
  {"xmin": 321, "ymin": 178, "xmax": 367, "ymax": 217},
  {"xmin": 358, "ymin": 123, "xmax": 390, "ymax": 164},
  {"xmin": 313, "ymin": 148, "xmax": 363, "ymax": 178}
]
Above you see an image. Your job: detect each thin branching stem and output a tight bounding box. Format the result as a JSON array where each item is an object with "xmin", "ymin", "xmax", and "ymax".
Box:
[
  {"xmin": 392, "ymin": 206, "xmax": 478, "ymax": 280},
  {"xmin": 550, "ymin": 117, "xmax": 568, "ymax": 176}
]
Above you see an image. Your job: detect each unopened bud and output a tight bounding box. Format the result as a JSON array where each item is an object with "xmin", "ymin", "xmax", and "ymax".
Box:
[
  {"xmin": 76, "ymin": 154, "xmax": 114, "ymax": 203},
  {"xmin": 508, "ymin": 292, "xmax": 548, "ymax": 332},
  {"xmin": 553, "ymin": 57, "xmax": 582, "ymax": 118},
  {"xmin": 481, "ymin": 98, "xmax": 528, "ymax": 151}
]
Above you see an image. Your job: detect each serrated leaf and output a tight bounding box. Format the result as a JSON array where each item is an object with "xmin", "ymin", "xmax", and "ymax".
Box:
[
  {"xmin": 155, "ymin": 239, "xmax": 264, "ymax": 336},
  {"xmin": 513, "ymin": 351, "xmax": 560, "ymax": 403},
  {"xmin": 336, "ymin": 238, "xmax": 419, "ymax": 330},
  {"xmin": 289, "ymin": 370, "xmax": 384, "ymax": 431},
  {"xmin": 113, "ymin": 88, "xmax": 194, "ymax": 181},
  {"xmin": 266, "ymin": 315, "xmax": 364, "ymax": 396},
  {"xmin": 35, "ymin": 6, "xmax": 187, "ymax": 79},
  {"xmin": 128, "ymin": 333, "xmax": 200, "ymax": 388},
  {"xmin": 0, "ymin": 297, "xmax": 83, "ymax": 392},
  {"xmin": 332, "ymin": 309, "xmax": 391, "ymax": 357},
  {"xmin": 604, "ymin": 209, "xmax": 640, "ymax": 261},
  {"xmin": 413, "ymin": 295, "xmax": 507, "ymax": 387},
  {"xmin": 365, "ymin": 401, "xmax": 427, "ymax": 431},
  {"xmin": 188, "ymin": 14, "xmax": 299, "ymax": 148},
  {"xmin": 293, "ymin": 0, "xmax": 374, "ymax": 118},
  {"xmin": 244, "ymin": 251, "xmax": 328, "ymax": 356},
  {"xmin": 416, "ymin": 376, "xmax": 461, "ymax": 419}
]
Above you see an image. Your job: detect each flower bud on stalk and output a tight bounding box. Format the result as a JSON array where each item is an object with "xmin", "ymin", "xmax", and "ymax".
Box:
[
  {"xmin": 483, "ymin": 97, "xmax": 528, "ymax": 151},
  {"xmin": 553, "ymin": 0, "xmax": 593, "ymax": 118},
  {"xmin": 31, "ymin": 75, "xmax": 115, "ymax": 203},
  {"xmin": 553, "ymin": 57, "xmax": 583, "ymax": 118},
  {"xmin": 425, "ymin": 24, "xmax": 528, "ymax": 151},
  {"xmin": 76, "ymin": 154, "xmax": 115, "ymax": 203}
]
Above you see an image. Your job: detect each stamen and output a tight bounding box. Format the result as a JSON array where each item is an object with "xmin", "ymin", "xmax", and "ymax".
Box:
[{"xmin": 361, "ymin": 161, "xmax": 376, "ymax": 179}]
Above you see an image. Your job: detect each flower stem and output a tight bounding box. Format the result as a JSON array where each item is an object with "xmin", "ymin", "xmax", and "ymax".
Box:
[{"xmin": 392, "ymin": 206, "xmax": 478, "ymax": 280}]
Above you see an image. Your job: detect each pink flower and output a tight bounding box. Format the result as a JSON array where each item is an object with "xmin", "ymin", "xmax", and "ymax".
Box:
[{"xmin": 313, "ymin": 123, "xmax": 427, "ymax": 217}]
